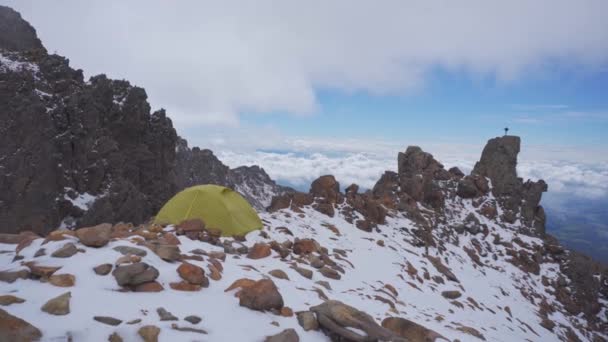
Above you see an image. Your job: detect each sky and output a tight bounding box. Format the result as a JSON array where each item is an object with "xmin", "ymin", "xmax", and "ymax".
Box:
[{"xmin": 3, "ymin": 0, "xmax": 608, "ymax": 206}]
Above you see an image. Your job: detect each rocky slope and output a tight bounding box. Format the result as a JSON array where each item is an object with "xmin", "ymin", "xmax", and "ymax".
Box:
[
  {"xmin": 0, "ymin": 6, "xmax": 287, "ymax": 234},
  {"xmin": 1, "ymin": 137, "xmax": 606, "ymax": 342}
]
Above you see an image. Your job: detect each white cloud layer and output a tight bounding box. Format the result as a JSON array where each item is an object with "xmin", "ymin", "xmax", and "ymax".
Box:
[{"xmin": 4, "ymin": 0, "xmax": 608, "ymax": 125}]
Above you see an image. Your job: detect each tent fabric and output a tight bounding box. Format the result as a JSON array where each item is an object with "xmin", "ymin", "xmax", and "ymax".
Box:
[{"xmin": 154, "ymin": 184, "xmax": 263, "ymax": 236}]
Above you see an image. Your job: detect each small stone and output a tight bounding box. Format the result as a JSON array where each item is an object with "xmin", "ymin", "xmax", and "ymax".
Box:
[
  {"xmin": 41, "ymin": 292, "xmax": 71, "ymax": 315},
  {"xmin": 184, "ymin": 315, "xmax": 202, "ymax": 324},
  {"xmin": 171, "ymin": 323, "xmax": 208, "ymax": 334},
  {"xmin": 0, "ymin": 295, "xmax": 25, "ymax": 306},
  {"xmin": 239, "ymin": 279, "xmax": 284, "ymax": 311},
  {"xmin": 138, "ymin": 325, "xmax": 160, "ymax": 342},
  {"xmin": 269, "ymin": 269, "xmax": 289, "ymax": 280},
  {"xmin": 94, "ymin": 263, "xmax": 113, "ymax": 275},
  {"xmin": 441, "ymin": 290, "xmax": 462, "ymax": 299},
  {"xmin": 208, "ymin": 251, "xmax": 226, "ymax": 261},
  {"xmin": 108, "ymin": 332, "xmax": 123, "ymax": 342},
  {"xmin": 157, "ymin": 307, "xmax": 178, "ymax": 321},
  {"xmin": 309, "ymin": 256, "xmax": 325, "ymax": 269},
  {"xmin": 112, "ymin": 263, "xmax": 159, "ymax": 287},
  {"xmin": 49, "ymin": 274, "xmax": 75, "ymax": 287},
  {"xmin": 113, "ymin": 246, "xmax": 147, "ymax": 257},
  {"xmin": 297, "ymin": 311, "xmax": 319, "ymax": 331},
  {"xmin": 34, "ymin": 248, "xmax": 46, "ymax": 257},
  {"xmin": 293, "ymin": 266, "xmax": 313, "ymax": 279},
  {"xmin": 115, "ymin": 254, "xmax": 142, "ymax": 265},
  {"xmin": 265, "ymin": 328, "xmax": 300, "ymax": 342},
  {"xmin": 318, "ymin": 266, "xmax": 341, "ymax": 280},
  {"xmin": 127, "ymin": 319, "xmax": 142, "ymax": 325},
  {"xmin": 293, "ymin": 239, "xmax": 318, "ymax": 255},
  {"xmin": 25, "ymin": 262, "xmax": 61, "ymax": 278},
  {"xmin": 280, "ymin": 307, "xmax": 294, "ymax": 317},
  {"xmin": 51, "ymin": 242, "xmax": 78, "ymax": 258},
  {"xmin": 146, "ymin": 242, "xmax": 181, "ymax": 261},
  {"xmin": 94, "ymin": 316, "xmax": 122, "ymax": 326},
  {"xmin": 315, "ymin": 281, "xmax": 332, "ymax": 290}
]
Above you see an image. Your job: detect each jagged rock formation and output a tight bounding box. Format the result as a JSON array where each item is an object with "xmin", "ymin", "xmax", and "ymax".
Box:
[{"xmin": 0, "ymin": 7, "xmax": 288, "ymax": 233}]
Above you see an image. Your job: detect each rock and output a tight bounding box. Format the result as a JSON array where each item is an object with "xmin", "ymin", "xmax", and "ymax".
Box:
[
  {"xmin": 281, "ymin": 307, "xmax": 294, "ymax": 317},
  {"xmin": 310, "ymin": 300, "xmax": 398, "ymax": 341},
  {"xmin": 0, "ymin": 269, "xmax": 29, "ymax": 283},
  {"xmin": 265, "ymin": 328, "xmax": 299, "ymax": 342},
  {"xmin": 0, "ymin": 308, "xmax": 42, "ymax": 341},
  {"xmin": 297, "ymin": 311, "xmax": 319, "ymax": 331},
  {"xmin": 310, "ymin": 175, "xmax": 341, "ymax": 204},
  {"xmin": 456, "ymin": 177, "xmax": 479, "ymax": 198},
  {"xmin": 138, "ymin": 325, "xmax": 160, "ymax": 342},
  {"xmin": 293, "ymin": 239, "xmax": 318, "ymax": 255},
  {"xmin": 113, "ymin": 245, "xmax": 147, "ymax": 257},
  {"xmin": 76, "ymin": 223, "xmax": 112, "ymax": 247},
  {"xmin": 146, "ymin": 242, "xmax": 181, "ymax": 261},
  {"xmin": 157, "ymin": 307, "xmax": 178, "ymax": 321},
  {"xmin": 41, "ymin": 291, "xmax": 71, "ymax": 315},
  {"xmin": 184, "ymin": 315, "xmax": 202, "ymax": 324},
  {"xmin": 176, "ymin": 219, "xmax": 205, "ymax": 234},
  {"xmin": 112, "ymin": 263, "xmax": 159, "ymax": 287},
  {"xmin": 293, "ymin": 266, "xmax": 313, "ymax": 279},
  {"xmin": 0, "ymin": 295, "xmax": 25, "ymax": 306},
  {"xmin": 247, "ymin": 243, "xmax": 272, "ymax": 259},
  {"xmin": 269, "ymin": 269, "xmax": 290, "ymax": 280},
  {"xmin": 239, "ymin": 279, "xmax": 284, "ymax": 311},
  {"xmin": 177, "ymin": 262, "xmax": 207, "ymax": 285},
  {"xmin": 49, "ymin": 274, "xmax": 75, "ymax": 287},
  {"xmin": 94, "ymin": 316, "xmax": 122, "ymax": 326},
  {"xmin": 134, "ymin": 281, "xmax": 164, "ymax": 292},
  {"xmin": 115, "ymin": 254, "xmax": 142, "ymax": 265},
  {"xmin": 171, "ymin": 323, "xmax": 208, "ymax": 334},
  {"xmin": 94, "ymin": 263, "xmax": 113, "ymax": 275},
  {"xmin": 318, "ymin": 267, "xmax": 341, "ymax": 280},
  {"xmin": 25, "ymin": 262, "xmax": 61, "ymax": 278},
  {"xmin": 441, "ymin": 290, "xmax": 462, "ymax": 299},
  {"xmin": 34, "ymin": 248, "xmax": 46, "ymax": 257},
  {"xmin": 397, "ymin": 146, "xmax": 449, "ymax": 208},
  {"xmin": 309, "ymin": 255, "xmax": 325, "ymax": 269},
  {"xmin": 108, "ymin": 332, "xmax": 123, "ymax": 342},
  {"xmin": 51, "ymin": 242, "xmax": 78, "ymax": 258},
  {"xmin": 225, "ymin": 278, "xmax": 256, "ymax": 293},
  {"xmin": 170, "ymin": 281, "xmax": 202, "ymax": 291},
  {"xmin": 382, "ymin": 317, "xmax": 446, "ymax": 341}
]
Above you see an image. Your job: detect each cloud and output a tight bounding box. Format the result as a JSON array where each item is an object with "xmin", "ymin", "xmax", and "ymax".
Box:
[{"xmin": 4, "ymin": 0, "xmax": 608, "ymax": 125}]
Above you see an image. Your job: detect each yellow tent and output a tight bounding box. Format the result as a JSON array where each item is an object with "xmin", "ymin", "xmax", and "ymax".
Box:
[{"xmin": 154, "ymin": 184, "xmax": 263, "ymax": 236}]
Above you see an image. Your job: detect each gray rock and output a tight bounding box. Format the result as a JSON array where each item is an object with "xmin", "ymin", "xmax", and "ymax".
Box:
[
  {"xmin": 113, "ymin": 246, "xmax": 147, "ymax": 257},
  {"xmin": 51, "ymin": 242, "xmax": 78, "ymax": 258},
  {"xmin": 94, "ymin": 263, "xmax": 113, "ymax": 276},
  {"xmin": 112, "ymin": 263, "xmax": 159, "ymax": 286},
  {"xmin": 0, "ymin": 269, "xmax": 29, "ymax": 283},
  {"xmin": 157, "ymin": 307, "xmax": 178, "ymax": 321},
  {"xmin": 184, "ymin": 315, "xmax": 201, "ymax": 324},
  {"xmin": 94, "ymin": 316, "xmax": 122, "ymax": 326},
  {"xmin": 297, "ymin": 311, "xmax": 319, "ymax": 331}
]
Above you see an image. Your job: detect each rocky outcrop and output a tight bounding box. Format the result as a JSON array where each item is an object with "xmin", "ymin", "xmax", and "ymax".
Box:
[
  {"xmin": 397, "ymin": 146, "xmax": 451, "ymax": 209},
  {"xmin": 469, "ymin": 136, "xmax": 548, "ymax": 235}
]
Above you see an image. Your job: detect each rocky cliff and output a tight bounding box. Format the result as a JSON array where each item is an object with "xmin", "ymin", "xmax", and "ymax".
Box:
[{"xmin": 0, "ymin": 6, "xmax": 287, "ymax": 234}]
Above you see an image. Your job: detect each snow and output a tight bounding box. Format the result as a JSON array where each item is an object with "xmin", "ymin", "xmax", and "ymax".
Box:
[
  {"xmin": 1, "ymin": 192, "xmax": 606, "ymax": 341},
  {"xmin": 63, "ymin": 191, "xmax": 98, "ymax": 211},
  {"xmin": 0, "ymin": 52, "xmax": 39, "ymax": 74}
]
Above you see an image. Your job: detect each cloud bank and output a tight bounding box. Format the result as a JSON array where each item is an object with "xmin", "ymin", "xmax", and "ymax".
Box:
[{"xmin": 4, "ymin": 0, "xmax": 608, "ymax": 125}]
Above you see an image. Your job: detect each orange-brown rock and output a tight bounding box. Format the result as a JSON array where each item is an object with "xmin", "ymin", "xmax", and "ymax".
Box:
[
  {"xmin": 25, "ymin": 262, "xmax": 61, "ymax": 278},
  {"xmin": 0, "ymin": 308, "xmax": 42, "ymax": 341},
  {"xmin": 75, "ymin": 223, "xmax": 112, "ymax": 247},
  {"xmin": 247, "ymin": 243, "xmax": 272, "ymax": 259},
  {"xmin": 48, "ymin": 274, "xmax": 75, "ymax": 287},
  {"xmin": 239, "ymin": 279, "xmax": 284, "ymax": 311},
  {"xmin": 162, "ymin": 232, "xmax": 181, "ymax": 245},
  {"xmin": 293, "ymin": 239, "xmax": 318, "ymax": 255},
  {"xmin": 382, "ymin": 317, "xmax": 445, "ymax": 341},
  {"xmin": 225, "ymin": 278, "xmax": 256, "ymax": 293},
  {"xmin": 208, "ymin": 264, "xmax": 221, "ymax": 281},
  {"xmin": 170, "ymin": 281, "xmax": 201, "ymax": 292},
  {"xmin": 280, "ymin": 306, "xmax": 294, "ymax": 317},
  {"xmin": 134, "ymin": 281, "xmax": 164, "ymax": 292},
  {"xmin": 177, "ymin": 262, "xmax": 206, "ymax": 285}
]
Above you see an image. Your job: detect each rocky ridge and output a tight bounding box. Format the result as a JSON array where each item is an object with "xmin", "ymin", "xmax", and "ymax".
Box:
[{"xmin": 0, "ymin": 6, "xmax": 287, "ymax": 234}]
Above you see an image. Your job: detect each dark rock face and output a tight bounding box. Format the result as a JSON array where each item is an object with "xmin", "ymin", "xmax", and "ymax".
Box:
[
  {"xmin": 0, "ymin": 7, "xmax": 290, "ymax": 234},
  {"xmin": 397, "ymin": 146, "xmax": 450, "ymax": 209},
  {"xmin": 470, "ymin": 136, "xmax": 548, "ymax": 235}
]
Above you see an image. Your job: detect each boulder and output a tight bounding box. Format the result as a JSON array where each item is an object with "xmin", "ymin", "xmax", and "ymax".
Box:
[
  {"xmin": 441, "ymin": 290, "xmax": 462, "ymax": 299},
  {"xmin": 157, "ymin": 307, "xmax": 178, "ymax": 321},
  {"xmin": 146, "ymin": 242, "xmax": 181, "ymax": 261},
  {"xmin": 94, "ymin": 263, "xmax": 113, "ymax": 275},
  {"xmin": 94, "ymin": 316, "xmax": 122, "ymax": 326},
  {"xmin": 265, "ymin": 328, "xmax": 299, "ymax": 342},
  {"xmin": 269, "ymin": 269, "xmax": 289, "ymax": 280},
  {"xmin": 75, "ymin": 223, "xmax": 112, "ymax": 247},
  {"xmin": 133, "ymin": 281, "xmax": 164, "ymax": 292},
  {"xmin": 112, "ymin": 263, "xmax": 159, "ymax": 287},
  {"xmin": 293, "ymin": 239, "xmax": 318, "ymax": 255},
  {"xmin": 41, "ymin": 292, "xmax": 71, "ymax": 315},
  {"xmin": 184, "ymin": 315, "xmax": 202, "ymax": 324},
  {"xmin": 382, "ymin": 317, "xmax": 446, "ymax": 341},
  {"xmin": 0, "ymin": 269, "xmax": 29, "ymax": 283},
  {"xmin": 318, "ymin": 267, "xmax": 341, "ymax": 280},
  {"xmin": 0, "ymin": 308, "xmax": 42, "ymax": 341},
  {"xmin": 25, "ymin": 262, "xmax": 61, "ymax": 278},
  {"xmin": 238, "ymin": 279, "xmax": 284, "ymax": 311},
  {"xmin": 51, "ymin": 242, "xmax": 79, "ymax": 258},
  {"xmin": 310, "ymin": 300, "xmax": 400, "ymax": 341},
  {"xmin": 297, "ymin": 311, "xmax": 319, "ymax": 331}
]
